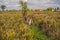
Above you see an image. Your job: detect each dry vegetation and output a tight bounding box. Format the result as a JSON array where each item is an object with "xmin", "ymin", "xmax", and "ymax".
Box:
[
  {"xmin": 33, "ymin": 11, "xmax": 60, "ymax": 40},
  {"xmin": 0, "ymin": 10, "xmax": 60, "ymax": 40}
]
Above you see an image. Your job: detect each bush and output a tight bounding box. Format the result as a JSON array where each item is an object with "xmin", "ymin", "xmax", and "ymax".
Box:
[
  {"xmin": 38, "ymin": 19, "xmax": 60, "ymax": 40},
  {"xmin": 31, "ymin": 11, "xmax": 60, "ymax": 40}
]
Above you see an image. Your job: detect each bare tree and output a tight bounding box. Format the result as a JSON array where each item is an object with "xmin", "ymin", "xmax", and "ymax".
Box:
[{"xmin": 20, "ymin": 0, "xmax": 27, "ymax": 22}]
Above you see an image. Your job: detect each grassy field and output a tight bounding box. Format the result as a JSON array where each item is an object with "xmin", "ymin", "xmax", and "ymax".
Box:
[{"xmin": 0, "ymin": 10, "xmax": 60, "ymax": 40}]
